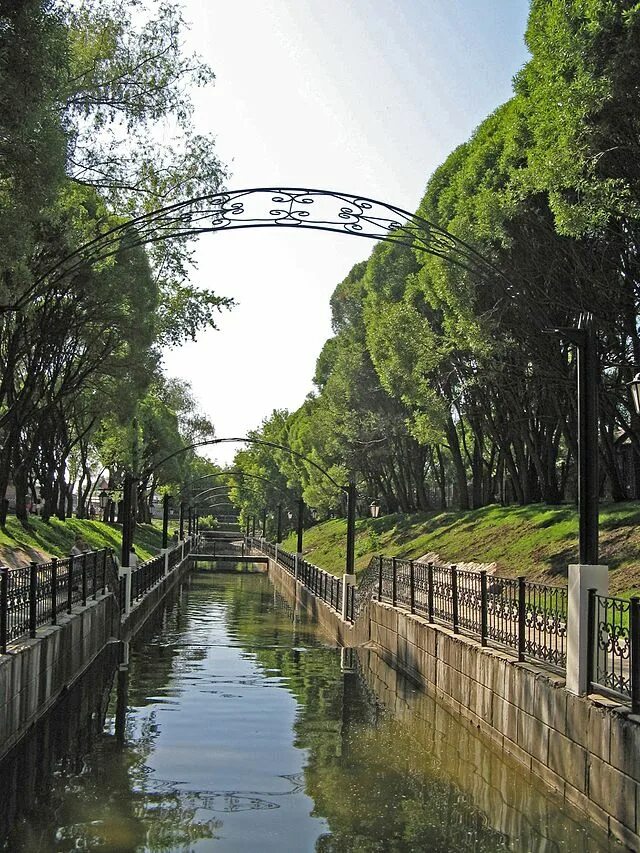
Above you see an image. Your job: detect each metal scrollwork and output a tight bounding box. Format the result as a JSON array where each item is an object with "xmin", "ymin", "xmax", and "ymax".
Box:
[{"xmin": 36, "ymin": 187, "xmax": 505, "ymax": 295}]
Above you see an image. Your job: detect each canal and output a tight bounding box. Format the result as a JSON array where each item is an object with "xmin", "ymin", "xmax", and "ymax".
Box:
[{"xmin": 0, "ymin": 571, "xmax": 624, "ymax": 851}]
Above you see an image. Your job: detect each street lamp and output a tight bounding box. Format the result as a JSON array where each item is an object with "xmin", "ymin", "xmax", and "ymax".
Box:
[
  {"xmin": 369, "ymin": 500, "xmax": 380, "ymax": 519},
  {"xmin": 629, "ymin": 374, "xmax": 640, "ymax": 416},
  {"xmin": 99, "ymin": 489, "xmax": 109, "ymax": 510}
]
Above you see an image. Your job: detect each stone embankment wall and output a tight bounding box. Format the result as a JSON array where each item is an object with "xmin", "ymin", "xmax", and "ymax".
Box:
[
  {"xmin": 265, "ymin": 555, "xmax": 640, "ymax": 851},
  {"xmin": 0, "ymin": 547, "xmax": 193, "ymax": 762}
]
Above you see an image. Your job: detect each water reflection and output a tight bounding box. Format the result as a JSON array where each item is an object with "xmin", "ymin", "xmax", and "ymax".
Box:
[{"xmin": 0, "ymin": 572, "xmax": 625, "ymax": 852}]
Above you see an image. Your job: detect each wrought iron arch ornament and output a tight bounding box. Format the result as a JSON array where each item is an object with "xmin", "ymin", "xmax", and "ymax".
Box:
[
  {"xmin": 27, "ymin": 187, "xmax": 506, "ymax": 307},
  {"xmin": 183, "ymin": 470, "xmax": 295, "ymax": 501}
]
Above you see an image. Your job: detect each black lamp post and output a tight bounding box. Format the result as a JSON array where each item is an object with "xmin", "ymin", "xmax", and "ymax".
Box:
[
  {"xmin": 553, "ymin": 313, "xmax": 599, "ymax": 565},
  {"xmin": 245, "ymin": 515, "xmax": 250, "ymax": 538},
  {"xmin": 120, "ymin": 473, "xmax": 135, "ymax": 566},
  {"xmin": 297, "ymin": 497, "xmax": 304, "ymax": 555},
  {"xmin": 345, "ymin": 481, "xmax": 356, "ymax": 576},
  {"xmin": 179, "ymin": 502, "xmax": 185, "ymax": 540},
  {"xmin": 261, "ymin": 508, "xmax": 267, "ymax": 538},
  {"xmin": 162, "ymin": 493, "xmax": 170, "ymax": 549},
  {"xmin": 276, "ymin": 503, "xmax": 282, "ymax": 544}
]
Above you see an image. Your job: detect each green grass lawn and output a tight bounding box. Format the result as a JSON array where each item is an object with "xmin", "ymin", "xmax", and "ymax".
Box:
[
  {"xmin": 281, "ymin": 502, "xmax": 640, "ymax": 595},
  {"xmin": 0, "ymin": 516, "xmax": 172, "ymax": 568}
]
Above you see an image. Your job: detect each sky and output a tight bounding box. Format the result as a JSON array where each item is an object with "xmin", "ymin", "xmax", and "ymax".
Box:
[{"xmin": 163, "ymin": 0, "xmax": 531, "ymax": 465}]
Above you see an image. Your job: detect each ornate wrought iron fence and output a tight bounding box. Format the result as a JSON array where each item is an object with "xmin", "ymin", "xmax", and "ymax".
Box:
[
  {"xmin": 588, "ymin": 592, "xmax": 640, "ymax": 711},
  {"xmin": 0, "ymin": 549, "xmax": 113, "ymax": 653},
  {"xmin": 360, "ymin": 554, "xmax": 567, "ymax": 670}
]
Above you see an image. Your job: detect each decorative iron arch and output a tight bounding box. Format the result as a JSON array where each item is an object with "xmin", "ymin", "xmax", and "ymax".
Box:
[
  {"xmin": 29, "ymin": 187, "xmax": 506, "ymax": 308},
  {"xmin": 183, "ymin": 469, "xmax": 297, "ymax": 501}
]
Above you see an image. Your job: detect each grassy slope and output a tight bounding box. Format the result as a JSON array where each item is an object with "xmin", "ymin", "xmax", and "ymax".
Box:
[
  {"xmin": 281, "ymin": 502, "xmax": 640, "ymax": 595},
  {"xmin": 0, "ymin": 517, "xmax": 169, "ymax": 568}
]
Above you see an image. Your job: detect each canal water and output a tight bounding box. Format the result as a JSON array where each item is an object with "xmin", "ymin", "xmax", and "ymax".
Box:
[{"xmin": 0, "ymin": 571, "xmax": 624, "ymax": 852}]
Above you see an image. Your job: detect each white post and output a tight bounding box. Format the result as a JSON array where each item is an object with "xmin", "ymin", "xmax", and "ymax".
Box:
[
  {"xmin": 162, "ymin": 548, "xmax": 169, "ymax": 577},
  {"xmin": 566, "ymin": 563, "xmax": 608, "ymax": 695},
  {"xmin": 342, "ymin": 573, "xmax": 356, "ymax": 621},
  {"xmin": 119, "ymin": 565, "xmax": 132, "ymax": 617}
]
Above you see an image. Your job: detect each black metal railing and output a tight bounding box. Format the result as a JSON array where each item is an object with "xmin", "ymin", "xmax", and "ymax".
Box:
[
  {"xmin": 247, "ymin": 540, "xmax": 568, "ymax": 669},
  {"xmin": 0, "ymin": 536, "xmax": 197, "ymax": 652},
  {"xmin": 247, "ymin": 537, "xmax": 347, "ymax": 619},
  {"xmin": 0, "ymin": 549, "xmax": 113, "ymax": 653},
  {"xmin": 130, "ymin": 553, "xmax": 165, "ymax": 603},
  {"xmin": 129, "ymin": 537, "xmax": 194, "ymax": 606},
  {"xmin": 588, "ymin": 591, "xmax": 640, "ymax": 711},
  {"xmin": 361, "ymin": 555, "xmax": 567, "ymax": 669}
]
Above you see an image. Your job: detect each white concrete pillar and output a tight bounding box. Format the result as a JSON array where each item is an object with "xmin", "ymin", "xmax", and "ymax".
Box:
[
  {"xmin": 162, "ymin": 548, "xmax": 169, "ymax": 577},
  {"xmin": 274, "ymin": 543, "xmax": 279, "ymax": 564},
  {"xmin": 119, "ymin": 565, "xmax": 132, "ymax": 617},
  {"xmin": 342, "ymin": 573, "xmax": 356, "ymax": 621},
  {"xmin": 566, "ymin": 563, "xmax": 608, "ymax": 695}
]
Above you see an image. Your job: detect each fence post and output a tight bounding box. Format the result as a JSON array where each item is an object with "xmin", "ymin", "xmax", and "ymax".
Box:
[
  {"xmin": 631, "ymin": 597, "xmax": 640, "ymax": 715},
  {"xmin": 518, "ymin": 576, "xmax": 526, "ymax": 662},
  {"xmin": 392, "ymin": 557, "xmax": 397, "ymax": 608},
  {"xmin": 341, "ymin": 573, "xmax": 355, "ymax": 621},
  {"xmin": 378, "ymin": 556, "xmax": 383, "ymax": 602},
  {"xmin": 66, "ymin": 557, "xmax": 73, "ymax": 614},
  {"xmin": 427, "ymin": 562, "xmax": 434, "ymax": 623},
  {"xmin": 29, "ymin": 561, "xmax": 38, "ymax": 638},
  {"xmin": 587, "ymin": 588, "xmax": 596, "ymax": 695},
  {"xmin": 93, "ymin": 552, "xmax": 98, "ymax": 600},
  {"xmin": 451, "ymin": 565, "xmax": 459, "ymax": 634},
  {"xmin": 566, "ymin": 563, "xmax": 608, "ymax": 695},
  {"xmin": 51, "ymin": 558, "xmax": 58, "ymax": 625},
  {"xmin": 102, "ymin": 550, "xmax": 108, "ymax": 594},
  {"xmin": 82, "ymin": 553, "xmax": 88, "ymax": 607},
  {"xmin": 480, "ymin": 570, "xmax": 488, "ymax": 647},
  {"xmin": 0, "ymin": 567, "xmax": 8, "ymax": 653},
  {"xmin": 409, "ymin": 560, "xmax": 415, "ymax": 615}
]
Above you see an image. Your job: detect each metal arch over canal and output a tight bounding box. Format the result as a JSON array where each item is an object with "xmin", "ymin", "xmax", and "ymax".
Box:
[{"xmin": 30, "ymin": 187, "xmax": 508, "ymax": 302}]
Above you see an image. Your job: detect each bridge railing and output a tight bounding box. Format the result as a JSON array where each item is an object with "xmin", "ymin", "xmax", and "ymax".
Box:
[{"xmin": 0, "ymin": 549, "xmax": 113, "ymax": 653}]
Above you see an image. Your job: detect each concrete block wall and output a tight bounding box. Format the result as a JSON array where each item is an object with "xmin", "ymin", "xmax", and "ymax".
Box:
[
  {"xmin": 0, "ymin": 546, "xmax": 195, "ymax": 762},
  {"xmin": 357, "ymin": 645, "xmax": 613, "ymax": 851},
  {"xmin": 0, "ymin": 593, "xmax": 118, "ymax": 761}
]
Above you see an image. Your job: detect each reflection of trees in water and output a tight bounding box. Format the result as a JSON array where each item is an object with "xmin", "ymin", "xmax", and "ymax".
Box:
[
  {"xmin": 204, "ymin": 575, "xmax": 516, "ymax": 852},
  {"xmin": 0, "ymin": 644, "xmax": 119, "ymax": 851}
]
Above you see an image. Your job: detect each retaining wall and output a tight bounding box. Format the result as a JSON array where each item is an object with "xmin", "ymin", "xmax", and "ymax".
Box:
[
  {"xmin": 0, "ymin": 592, "xmax": 118, "ymax": 761},
  {"xmin": 265, "ymin": 554, "xmax": 640, "ymax": 851},
  {"xmin": 0, "ymin": 547, "xmax": 194, "ymax": 762}
]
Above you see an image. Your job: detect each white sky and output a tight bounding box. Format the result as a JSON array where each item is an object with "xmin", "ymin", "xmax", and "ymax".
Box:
[{"xmin": 163, "ymin": 0, "xmax": 531, "ymax": 465}]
